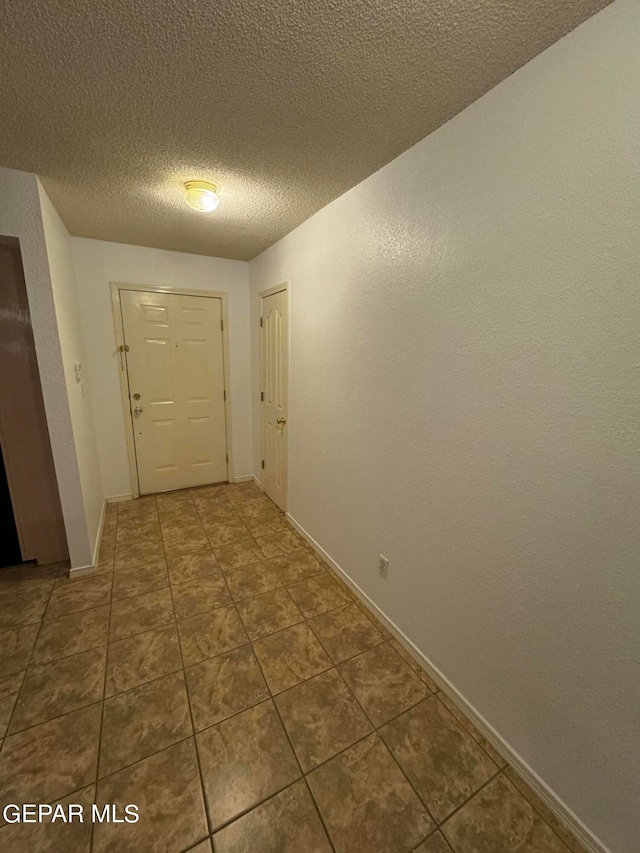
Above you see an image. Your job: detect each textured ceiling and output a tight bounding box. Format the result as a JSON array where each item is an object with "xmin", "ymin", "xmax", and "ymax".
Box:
[{"xmin": 0, "ymin": 0, "xmax": 610, "ymax": 261}]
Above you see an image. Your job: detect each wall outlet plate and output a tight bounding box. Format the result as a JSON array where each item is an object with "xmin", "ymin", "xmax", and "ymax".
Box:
[{"xmin": 378, "ymin": 554, "xmax": 389, "ymax": 578}]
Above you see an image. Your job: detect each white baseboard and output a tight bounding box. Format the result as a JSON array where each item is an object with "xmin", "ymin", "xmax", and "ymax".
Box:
[
  {"xmin": 69, "ymin": 498, "xmax": 106, "ymax": 578},
  {"xmin": 69, "ymin": 493, "xmax": 131, "ymax": 578},
  {"xmin": 233, "ymin": 475, "xmax": 254, "ymax": 483},
  {"xmin": 286, "ymin": 512, "xmax": 609, "ymax": 853},
  {"xmin": 252, "ymin": 475, "xmax": 262, "ymax": 489},
  {"xmin": 69, "ymin": 563, "xmax": 96, "ymax": 578}
]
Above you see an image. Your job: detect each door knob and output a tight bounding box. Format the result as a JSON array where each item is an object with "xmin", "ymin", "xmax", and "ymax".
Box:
[
  {"xmin": 276, "ymin": 417, "xmax": 286, "ymax": 425},
  {"xmin": 134, "ymin": 406, "xmax": 143, "ymax": 416},
  {"xmin": 133, "ymin": 393, "xmax": 141, "ymax": 400}
]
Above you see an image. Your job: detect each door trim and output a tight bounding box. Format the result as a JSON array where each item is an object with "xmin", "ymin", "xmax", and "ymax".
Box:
[
  {"xmin": 259, "ymin": 281, "xmax": 289, "ymax": 508},
  {"xmin": 110, "ymin": 281, "xmax": 234, "ymax": 498}
]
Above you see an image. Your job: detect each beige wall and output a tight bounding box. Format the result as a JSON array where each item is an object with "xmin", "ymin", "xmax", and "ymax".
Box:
[
  {"xmin": 71, "ymin": 238, "xmax": 251, "ymax": 498},
  {"xmin": 0, "ymin": 168, "xmax": 98, "ymax": 568},
  {"xmin": 250, "ymin": 2, "xmax": 640, "ymax": 850}
]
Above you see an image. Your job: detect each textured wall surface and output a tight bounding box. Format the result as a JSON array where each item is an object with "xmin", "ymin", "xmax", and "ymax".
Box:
[
  {"xmin": 250, "ymin": 2, "xmax": 640, "ymax": 850},
  {"xmin": 71, "ymin": 238, "xmax": 251, "ymax": 498},
  {"xmin": 0, "ymin": 0, "xmax": 609, "ymax": 260},
  {"xmin": 0, "ymin": 168, "xmax": 94, "ymax": 568},
  {"xmin": 39, "ymin": 186, "xmax": 104, "ymax": 561}
]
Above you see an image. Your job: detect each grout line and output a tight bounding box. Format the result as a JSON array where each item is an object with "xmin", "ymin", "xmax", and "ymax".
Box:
[
  {"xmin": 435, "ymin": 767, "xmax": 503, "ymax": 830},
  {"xmin": 91, "ymin": 496, "xmax": 120, "ymax": 852},
  {"xmin": 2, "ymin": 569, "xmax": 62, "ymax": 741},
  {"xmin": 163, "ymin": 500, "xmax": 216, "ymax": 844}
]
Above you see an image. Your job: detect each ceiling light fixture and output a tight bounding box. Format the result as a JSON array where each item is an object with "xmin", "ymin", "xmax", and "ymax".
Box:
[{"xmin": 184, "ymin": 180, "xmax": 219, "ymax": 212}]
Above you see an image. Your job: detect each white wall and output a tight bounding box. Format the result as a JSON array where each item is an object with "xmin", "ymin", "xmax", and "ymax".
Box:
[
  {"xmin": 71, "ymin": 239, "xmax": 251, "ymax": 498},
  {"xmin": 250, "ymin": 2, "xmax": 640, "ymax": 850},
  {"xmin": 0, "ymin": 167, "xmax": 96, "ymax": 568},
  {"xmin": 38, "ymin": 186, "xmax": 104, "ymax": 562}
]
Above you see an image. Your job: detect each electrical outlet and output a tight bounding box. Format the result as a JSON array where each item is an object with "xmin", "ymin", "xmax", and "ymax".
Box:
[{"xmin": 378, "ymin": 554, "xmax": 389, "ymax": 578}]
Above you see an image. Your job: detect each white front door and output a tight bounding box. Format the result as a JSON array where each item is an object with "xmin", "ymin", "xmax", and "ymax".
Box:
[
  {"xmin": 261, "ymin": 287, "xmax": 288, "ymax": 510},
  {"xmin": 121, "ymin": 290, "xmax": 228, "ymax": 495}
]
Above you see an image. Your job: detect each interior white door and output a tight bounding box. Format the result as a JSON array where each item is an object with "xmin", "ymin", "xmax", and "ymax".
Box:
[
  {"xmin": 261, "ymin": 288, "xmax": 288, "ymax": 510},
  {"xmin": 121, "ymin": 290, "xmax": 228, "ymax": 494}
]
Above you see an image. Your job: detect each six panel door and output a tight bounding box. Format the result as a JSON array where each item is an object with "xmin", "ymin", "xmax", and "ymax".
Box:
[
  {"xmin": 261, "ymin": 288, "xmax": 288, "ymax": 510},
  {"xmin": 121, "ymin": 290, "xmax": 228, "ymax": 494}
]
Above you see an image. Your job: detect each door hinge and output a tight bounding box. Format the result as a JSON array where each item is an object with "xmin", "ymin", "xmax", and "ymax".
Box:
[
  {"xmin": 226, "ymin": 454, "xmax": 229, "ymax": 463},
  {"xmin": 260, "ymin": 317, "xmax": 263, "ymax": 327},
  {"xmin": 260, "ymin": 391, "xmax": 264, "ymax": 402},
  {"xmin": 221, "ymin": 319, "xmax": 224, "ymax": 332},
  {"xmin": 261, "ymin": 460, "xmax": 265, "ymax": 469},
  {"xmin": 118, "ymin": 344, "xmax": 129, "ymax": 353},
  {"xmin": 223, "ymin": 390, "xmax": 226, "ymax": 401}
]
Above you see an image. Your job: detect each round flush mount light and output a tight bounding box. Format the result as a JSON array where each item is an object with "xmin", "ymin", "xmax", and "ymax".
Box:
[{"xmin": 184, "ymin": 181, "xmax": 219, "ymax": 212}]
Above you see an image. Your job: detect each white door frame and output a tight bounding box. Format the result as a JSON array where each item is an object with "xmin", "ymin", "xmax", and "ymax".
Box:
[
  {"xmin": 111, "ymin": 281, "xmax": 235, "ymax": 498},
  {"xmin": 259, "ymin": 281, "xmax": 290, "ymax": 506}
]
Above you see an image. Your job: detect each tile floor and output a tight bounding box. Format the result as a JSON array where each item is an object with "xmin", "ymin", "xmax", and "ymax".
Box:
[{"xmin": 0, "ymin": 481, "xmax": 586, "ymax": 852}]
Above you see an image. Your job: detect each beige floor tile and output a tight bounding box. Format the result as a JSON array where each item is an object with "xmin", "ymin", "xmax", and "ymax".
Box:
[
  {"xmin": 206, "ymin": 521, "xmax": 252, "ymax": 548},
  {"xmin": 94, "ymin": 738, "xmax": 208, "ymax": 853},
  {"xmin": 115, "ymin": 516, "xmax": 162, "ymax": 546},
  {"xmin": 161, "ymin": 518, "xmax": 210, "ymax": 557},
  {"xmin": 503, "ymin": 766, "xmax": 589, "ymax": 853},
  {"xmin": 309, "ymin": 602, "xmax": 383, "ymax": 664},
  {"xmin": 191, "ymin": 484, "xmax": 229, "ymax": 508},
  {"xmin": 117, "ymin": 495, "xmax": 157, "ymax": 518},
  {"xmin": 242, "ymin": 515, "xmax": 289, "ymax": 538},
  {"xmin": 0, "ymin": 783, "xmax": 94, "ymax": 852},
  {"xmin": 10, "ymin": 646, "xmax": 106, "ymax": 733},
  {"xmin": 197, "ymin": 699, "xmax": 300, "ymax": 829},
  {"xmin": 223, "ymin": 561, "xmax": 283, "ymax": 602},
  {"xmin": 45, "ymin": 573, "xmax": 112, "ymax": 621},
  {"xmin": 389, "ymin": 638, "xmax": 439, "ymax": 693},
  {"xmin": 0, "ymin": 671, "xmax": 24, "ymax": 736},
  {"xmin": 253, "ymin": 622, "xmax": 332, "ymax": 694},
  {"xmin": 414, "ymin": 831, "xmax": 455, "ymax": 852},
  {"xmin": 355, "ymin": 601, "xmax": 394, "ymax": 640},
  {"xmin": 190, "ymin": 839, "xmax": 213, "ymax": 853},
  {"xmin": 255, "ymin": 530, "xmax": 307, "ymax": 559},
  {"xmin": 166, "ymin": 550, "xmax": 220, "ymax": 585},
  {"xmin": 31, "ymin": 604, "xmax": 110, "ymax": 665},
  {"xmin": 276, "ymin": 668, "xmax": 372, "ymax": 771},
  {"xmin": 114, "ymin": 538, "xmax": 165, "ymax": 571},
  {"xmin": 442, "ymin": 774, "xmax": 569, "ymax": 852},
  {"xmin": 214, "ymin": 779, "xmax": 332, "ymax": 853},
  {"xmin": 0, "ymin": 704, "xmax": 101, "ymax": 809},
  {"xmin": 0, "ymin": 624, "xmax": 39, "ymax": 678},
  {"xmin": 339, "ymin": 643, "xmax": 429, "ymax": 726},
  {"xmin": 269, "ymin": 550, "xmax": 325, "ymax": 585},
  {"xmin": 199, "ymin": 503, "xmax": 243, "ymax": 527},
  {"xmin": 234, "ymin": 498, "xmax": 279, "ymax": 520},
  {"xmin": 100, "ymin": 671, "xmax": 192, "ymax": 777},
  {"xmin": 236, "ymin": 587, "xmax": 304, "ymax": 640},
  {"xmin": 105, "ymin": 623, "xmax": 182, "ymax": 696},
  {"xmin": 109, "ymin": 587, "xmax": 174, "ymax": 642},
  {"xmin": 380, "ymin": 697, "xmax": 498, "ymax": 823},
  {"xmin": 156, "ymin": 489, "xmax": 194, "ymax": 513},
  {"xmin": 437, "ymin": 693, "xmax": 506, "ymax": 768},
  {"xmin": 224, "ymin": 482, "xmax": 261, "ymax": 501},
  {"xmin": 308, "ymin": 734, "xmax": 434, "ymax": 853},
  {"xmin": 171, "ymin": 575, "xmax": 232, "ymax": 619},
  {"xmin": 0, "ymin": 585, "xmax": 51, "ymax": 631},
  {"xmin": 185, "ymin": 644, "xmax": 268, "ymax": 730},
  {"xmin": 286, "ymin": 572, "xmax": 349, "ymax": 617},
  {"xmin": 177, "ymin": 605, "xmax": 248, "ymax": 666},
  {"xmin": 215, "ymin": 540, "xmax": 265, "ymax": 571},
  {"xmin": 112, "ymin": 558, "xmax": 169, "ymax": 601}
]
